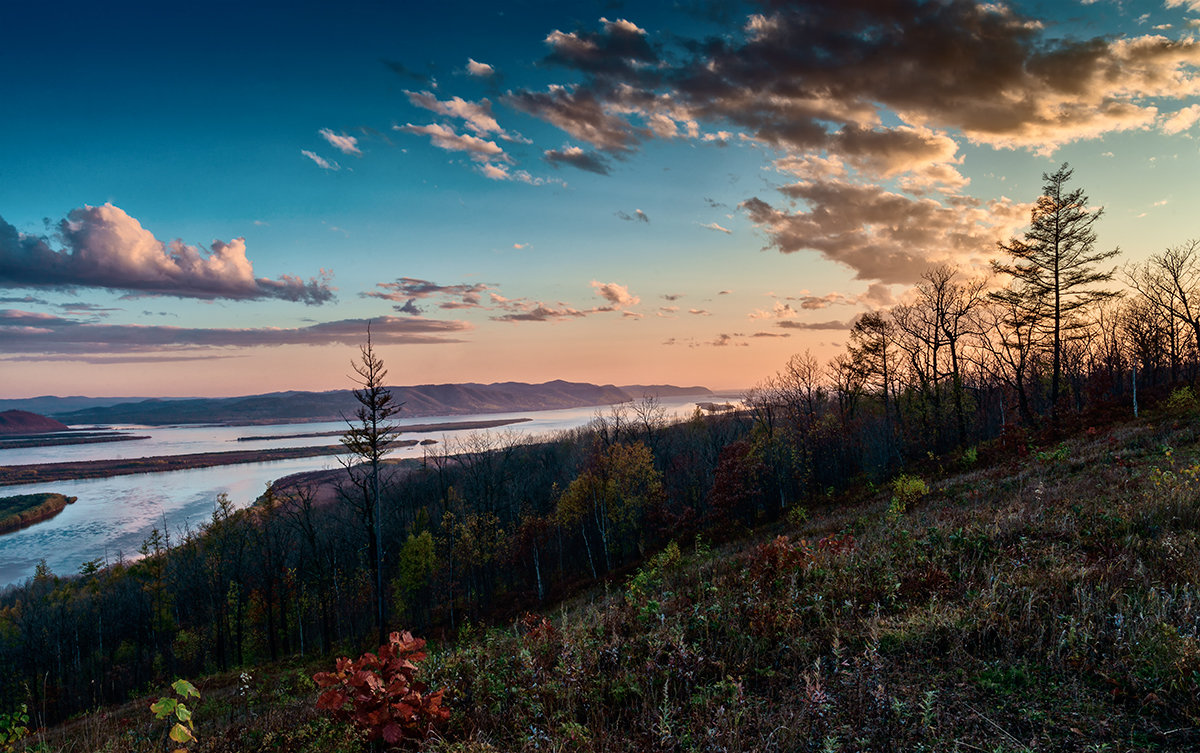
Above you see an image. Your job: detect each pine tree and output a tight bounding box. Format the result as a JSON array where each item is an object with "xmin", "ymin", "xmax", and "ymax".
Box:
[
  {"xmin": 991, "ymin": 163, "xmax": 1118, "ymax": 420},
  {"xmin": 342, "ymin": 324, "xmax": 402, "ymax": 643}
]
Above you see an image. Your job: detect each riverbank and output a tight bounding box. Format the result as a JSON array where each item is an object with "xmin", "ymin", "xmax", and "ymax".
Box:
[
  {"xmin": 0, "ymin": 444, "xmax": 381, "ymax": 486},
  {"xmin": 0, "ymin": 431, "xmax": 149, "ymax": 450},
  {"xmin": 235, "ymin": 416, "xmax": 531, "ymax": 442},
  {"xmin": 0, "ymin": 493, "xmax": 77, "ymax": 534}
]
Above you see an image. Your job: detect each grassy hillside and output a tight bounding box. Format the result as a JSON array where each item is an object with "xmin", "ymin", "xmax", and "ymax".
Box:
[{"xmin": 20, "ymin": 410, "xmax": 1200, "ymax": 752}]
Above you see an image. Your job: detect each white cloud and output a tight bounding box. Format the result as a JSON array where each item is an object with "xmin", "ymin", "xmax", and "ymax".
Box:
[
  {"xmin": 300, "ymin": 150, "xmax": 340, "ymax": 170},
  {"xmin": 395, "ymin": 123, "xmax": 509, "ymax": 162},
  {"xmin": 318, "ymin": 128, "xmax": 362, "ymax": 155},
  {"xmin": 1162, "ymin": 104, "xmax": 1200, "ymax": 134},
  {"xmin": 591, "ymin": 280, "xmax": 640, "ymax": 307},
  {"xmin": 0, "ymin": 204, "xmax": 333, "ymax": 303},
  {"xmin": 466, "ymin": 58, "xmax": 494, "ymax": 76}
]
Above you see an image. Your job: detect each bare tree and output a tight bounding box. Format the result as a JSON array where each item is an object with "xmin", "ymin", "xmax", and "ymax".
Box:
[{"xmin": 1126, "ymin": 239, "xmax": 1200, "ymax": 378}]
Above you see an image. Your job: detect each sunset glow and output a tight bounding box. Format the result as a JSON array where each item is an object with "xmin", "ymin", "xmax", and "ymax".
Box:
[{"xmin": 3, "ymin": 0, "xmax": 1199, "ymax": 396}]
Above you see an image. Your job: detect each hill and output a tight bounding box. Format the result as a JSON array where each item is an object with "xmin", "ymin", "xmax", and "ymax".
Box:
[
  {"xmin": 22, "ymin": 409, "xmax": 1200, "ymax": 752},
  {"xmin": 46, "ymin": 380, "xmax": 688, "ymax": 426},
  {"xmin": 0, "ymin": 410, "xmax": 69, "ymax": 435}
]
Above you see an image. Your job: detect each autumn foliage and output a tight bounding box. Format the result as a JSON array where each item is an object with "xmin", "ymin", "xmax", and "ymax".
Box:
[{"xmin": 313, "ymin": 631, "xmax": 449, "ymax": 747}]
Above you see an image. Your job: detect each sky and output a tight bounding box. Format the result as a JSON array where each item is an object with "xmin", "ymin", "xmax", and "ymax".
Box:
[{"xmin": 2, "ymin": 0, "xmax": 1200, "ymax": 398}]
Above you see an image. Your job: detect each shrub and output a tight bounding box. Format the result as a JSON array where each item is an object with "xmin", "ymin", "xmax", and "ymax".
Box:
[
  {"xmin": 0, "ymin": 704, "xmax": 29, "ymax": 753},
  {"xmin": 313, "ymin": 630, "xmax": 450, "ymax": 748},
  {"xmin": 889, "ymin": 474, "xmax": 928, "ymax": 516},
  {"xmin": 959, "ymin": 446, "xmax": 978, "ymax": 468},
  {"xmin": 1162, "ymin": 385, "xmax": 1200, "ymax": 417},
  {"xmin": 150, "ymin": 679, "xmax": 200, "ymax": 752}
]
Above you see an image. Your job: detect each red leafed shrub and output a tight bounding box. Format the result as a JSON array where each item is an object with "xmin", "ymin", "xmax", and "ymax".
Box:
[
  {"xmin": 817, "ymin": 532, "xmax": 856, "ymax": 555},
  {"xmin": 313, "ymin": 631, "xmax": 450, "ymax": 747},
  {"xmin": 747, "ymin": 535, "xmax": 813, "ymax": 582}
]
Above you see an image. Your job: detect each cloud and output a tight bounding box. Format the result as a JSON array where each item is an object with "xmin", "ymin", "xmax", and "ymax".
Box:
[
  {"xmin": 689, "ymin": 308, "xmax": 711, "ymax": 315},
  {"xmin": 700, "ymin": 222, "xmax": 732, "ymax": 234},
  {"xmin": 740, "ymin": 179, "xmax": 1027, "ymax": 283},
  {"xmin": 475, "ymin": 162, "xmax": 558, "ymax": 185},
  {"xmin": 504, "ymin": 2, "xmax": 1200, "ymax": 202},
  {"xmin": 616, "ymin": 209, "xmax": 650, "ymax": 222},
  {"xmin": 405, "ymin": 91, "xmax": 522, "ymax": 140},
  {"xmin": 777, "ymin": 319, "xmax": 854, "ymax": 330},
  {"xmin": 363, "ymin": 278, "xmax": 491, "ymax": 310},
  {"xmin": 513, "ymin": 243, "xmax": 529, "ymax": 249},
  {"xmin": 395, "ymin": 122, "xmax": 509, "ymax": 162},
  {"xmin": 395, "ymin": 298, "xmax": 423, "ymax": 316},
  {"xmin": 860, "ymin": 282, "xmax": 896, "ymax": 307},
  {"xmin": 507, "ymin": 86, "xmax": 645, "ymax": 153},
  {"xmin": 666, "ymin": 332, "xmax": 751, "ymax": 348},
  {"xmin": 1162, "ymin": 104, "xmax": 1200, "ymax": 134},
  {"xmin": 749, "ymin": 301, "xmax": 798, "ymax": 320},
  {"xmin": 590, "ymin": 280, "xmax": 640, "ymax": 307},
  {"xmin": 491, "ymin": 302, "xmax": 590, "ymax": 322},
  {"xmin": 1166, "ymin": 0, "xmax": 1200, "ymax": 13},
  {"xmin": 661, "ymin": 293, "xmax": 682, "ymax": 301},
  {"xmin": 301, "ymin": 150, "xmax": 340, "ymax": 170},
  {"xmin": 0, "ymin": 310, "xmax": 468, "ymax": 355},
  {"xmin": 383, "ymin": 60, "xmax": 429, "ymax": 83},
  {"xmin": 0, "ymin": 205, "xmax": 334, "ymax": 303},
  {"xmin": 466, "ymin": 58, "xmax": 494, "ymax": 76},
  {"xmin": 544, "ymin": 145, "xmax": 611, "ymax": 174},
  {"xmin": 318, "ymin": 128, "xmax": 362, "ymax": 155},
  {"xmin": 543, "ymin": 17, "xmax": 656, "ymax": 76},
  {"xmin": 488, "ymin": 282, "xmax": 639, "ymax": 323}
]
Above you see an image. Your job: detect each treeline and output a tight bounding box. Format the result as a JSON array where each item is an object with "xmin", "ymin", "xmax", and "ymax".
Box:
[
  {"xmin": 3, "ymin": 163, "xmax": 1199, "ymax": 730},
  {"xmin": 0, "ymin": 406, "xmax": 750, "ymax": 725}
]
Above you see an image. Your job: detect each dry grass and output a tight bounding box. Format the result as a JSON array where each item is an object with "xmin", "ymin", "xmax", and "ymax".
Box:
[{"xmin": 23, "ymin": 414, "xmax": 1200, "ymax": 752}]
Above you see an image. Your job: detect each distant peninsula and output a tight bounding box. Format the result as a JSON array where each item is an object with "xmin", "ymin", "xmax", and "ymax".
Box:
[
  {"xmin": 0, "ymin": 493, "xmax": 77, "ymax": 535},
  {"xmin": 27, "ymin": 380, "xmax": 712, "ymax": 427},
  {"xmin": 0, "ymin": 410, "xmax": 69, "ymax": 435}
]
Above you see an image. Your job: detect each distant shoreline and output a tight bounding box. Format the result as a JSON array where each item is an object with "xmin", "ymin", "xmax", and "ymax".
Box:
[
  {"xmin": 0, "ymin": 432, "xmax": 150, "ymax": 450},
  {"xmin": 0, "ymin": 444, "xmax": 361, "ymax": 486},
  {"xmin": 0, "ymin": 493, "xmax": 77, "ymax": 535},
  {"xmin": 234, "ymin": 416, "xmax": 531, "ymax": 442},
  {"xmin": 0, "ymin": 416, "xmax": 540, "ymax": 486}
]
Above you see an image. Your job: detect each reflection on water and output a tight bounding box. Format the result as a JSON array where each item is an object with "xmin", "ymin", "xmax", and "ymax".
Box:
[{"xmin": 0, "ymin": 395, "xmax": 725, "ymax": 587}]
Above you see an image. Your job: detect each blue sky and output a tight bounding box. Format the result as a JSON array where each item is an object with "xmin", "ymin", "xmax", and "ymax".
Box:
[{"xmin": 2, "ymin": 0, "xmax": 1200, "ymax": 397}]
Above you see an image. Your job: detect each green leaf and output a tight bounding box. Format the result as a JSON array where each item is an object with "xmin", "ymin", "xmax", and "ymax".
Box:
[
  {"xmin": 172, "ymin": 679, "xmax": 200, "ymax": 699},
  {"xmin": 169, "ymin": 722, "xmax": 196, "ymax": 743},
  {"xmin": 151, "ymin": 697, "xmax": 177, "ymax": 718},
  {"xmin": 175, "ymin": 704, "xmax": 192, "ymax": 723}
]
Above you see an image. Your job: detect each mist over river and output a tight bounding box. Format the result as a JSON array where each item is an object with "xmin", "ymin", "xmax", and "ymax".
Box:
[{"xmin": 0, "ymin": 395, "xmax": 727, "ymax": 587}]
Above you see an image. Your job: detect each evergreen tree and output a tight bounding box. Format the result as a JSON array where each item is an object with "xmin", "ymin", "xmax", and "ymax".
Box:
[
  {"xmin": 342, "ymin": 325, "xmax": 402, "ymax": 643},
  {"xmin": 991, "ymin": 163, "xmax": 1118, "ymax": 420}
]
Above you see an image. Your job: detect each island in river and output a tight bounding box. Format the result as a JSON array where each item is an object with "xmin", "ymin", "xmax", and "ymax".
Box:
[
  {"xmin": 0, "ymin": 415, "xmax": 532, "ymax": 486},
  {"xmin": 0, "ymin": 493, "xmax": 78, "ymax": 534}
]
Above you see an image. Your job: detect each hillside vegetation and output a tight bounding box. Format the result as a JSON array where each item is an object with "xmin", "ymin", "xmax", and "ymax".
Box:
[
  {"xmin": 0, "ymin": 411, "xmax": 68, "ymax": 436},
  {"xmin": 12, "ymin": 406, "xmax": 1200, "ymax": 752},
  {"xmin": 0, "ymin": 494, "xmax": 76, "ymax": 535}
]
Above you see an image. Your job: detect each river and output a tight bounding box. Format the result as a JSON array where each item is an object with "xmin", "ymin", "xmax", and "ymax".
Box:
[{"xmin": 0, "ymin": 395, "xmax": 730, "ymax": 587}]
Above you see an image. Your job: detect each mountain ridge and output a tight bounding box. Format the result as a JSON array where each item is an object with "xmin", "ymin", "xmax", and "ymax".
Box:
[{"xmin": 39, "ymin": 380, "xmax": 713, "ymax": 426}]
